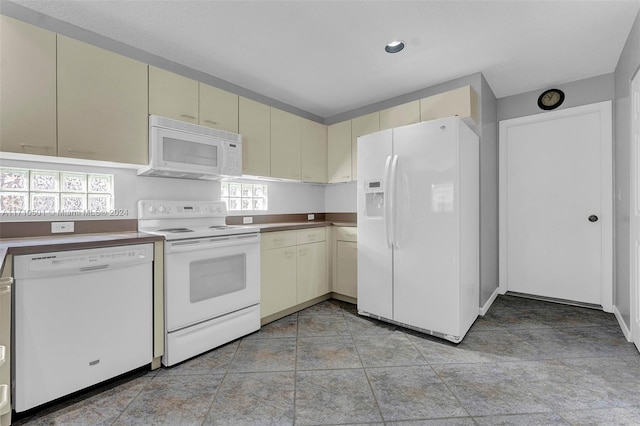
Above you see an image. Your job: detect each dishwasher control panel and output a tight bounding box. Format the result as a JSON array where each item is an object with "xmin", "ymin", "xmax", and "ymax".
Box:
[{"xmin": 14, "ymin": 244, "xmax": 153, "ymax": 276}]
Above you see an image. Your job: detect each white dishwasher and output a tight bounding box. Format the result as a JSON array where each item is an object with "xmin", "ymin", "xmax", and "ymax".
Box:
[{"xmin": 13, "ymin": 243, "xmax": 153, "ymax": 413}]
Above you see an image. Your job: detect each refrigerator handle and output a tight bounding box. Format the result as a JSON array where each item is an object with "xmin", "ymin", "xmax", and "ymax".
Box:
[
  {"xmin": 384, "ymin": 155, "xmax": 393, "ymax": 249},
  {"xmin": 390, "ymin": 155, "xmax": 399, "ymax": 249}
]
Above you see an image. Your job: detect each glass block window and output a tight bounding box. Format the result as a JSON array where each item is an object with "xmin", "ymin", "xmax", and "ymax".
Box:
[
  {"xmin": 0, "ymin": 167, "xmax": 114, "ymax": 215},
  {"xmin": 221, "ymin": 182, "xmax": 268, "ymax": 212}
]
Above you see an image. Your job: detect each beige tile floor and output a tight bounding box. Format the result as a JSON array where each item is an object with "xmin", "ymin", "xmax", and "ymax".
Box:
[{"xmin": 13, "ymin": 295, "xmax": 640, "ymax": 425}]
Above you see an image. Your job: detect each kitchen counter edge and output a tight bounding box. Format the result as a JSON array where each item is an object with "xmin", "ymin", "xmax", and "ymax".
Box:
[{"xmin": 257, "ymin": 221, "xmax": 356, "ymax": 232}]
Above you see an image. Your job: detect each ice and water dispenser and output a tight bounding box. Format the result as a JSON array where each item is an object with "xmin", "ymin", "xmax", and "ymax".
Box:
[{"xmin": 364, "ymin": 180, "xmax": 385, "ymax": 218}]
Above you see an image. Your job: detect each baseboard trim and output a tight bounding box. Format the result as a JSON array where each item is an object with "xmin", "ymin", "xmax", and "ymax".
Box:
[
  {"xmin": 613, "ymin": 305, "xmax": 632, "ymax": 342},
  {"xmin": 479, "ymin": 287, "xmax": 500, "ymax": 316}
]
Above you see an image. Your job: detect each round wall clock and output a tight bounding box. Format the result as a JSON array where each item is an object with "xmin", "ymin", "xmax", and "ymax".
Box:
[{"xmin": 537, "ymin": 88, "xmax": 565, "ymax": 110}]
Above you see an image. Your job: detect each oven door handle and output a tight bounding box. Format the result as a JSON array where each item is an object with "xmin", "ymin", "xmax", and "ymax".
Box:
[{"xmin": 165, "ymin": 234, "xmax": 259, "ymax": 254}]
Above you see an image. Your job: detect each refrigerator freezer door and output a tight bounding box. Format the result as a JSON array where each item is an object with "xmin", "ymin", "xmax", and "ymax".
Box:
[
  {"xmin": 391, "ymin": 118, "xmax": 462, "ymax": 335},
  {"xmin": 357, "ymin": 129, "xmax": 393, "ymax": 319}
]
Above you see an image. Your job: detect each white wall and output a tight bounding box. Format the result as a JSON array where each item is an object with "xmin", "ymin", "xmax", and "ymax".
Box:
[
  {"xmin": 0, "ymin": 156, "xmax": 219, "ymax": 221},
  {"xmin": 324, "ymin": 182, "xmax": 356, "ymax": 213},
  {"xmin": 226, "ymin": 178, "xmax": 325, "ymax": 217}
]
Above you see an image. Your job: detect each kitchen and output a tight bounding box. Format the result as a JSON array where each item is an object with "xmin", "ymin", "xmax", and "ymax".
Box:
[{"xmin": 1, "ymin": 0, "xmax": 640, "ymax": 424}]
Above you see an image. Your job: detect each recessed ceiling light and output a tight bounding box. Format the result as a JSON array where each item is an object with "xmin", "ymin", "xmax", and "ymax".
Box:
[{"xmin": 385, "ymin": 40, "xmax": 405, "ymax": 53}]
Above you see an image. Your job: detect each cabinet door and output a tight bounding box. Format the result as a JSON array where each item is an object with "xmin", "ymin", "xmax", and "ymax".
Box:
[
  {"xmin": 57, "ymin": 36, "xmax": 148, "ymax": 164},
  {"xmin": 335, "ymin": 241, "xmax": 357, "ymax": 298},
  {"xmin": 271, "ymin": 108, "xmax": 301, "ymax": 180},
  {"xmin": 149, "ymin": 66, "xmax": 198, "ymax": 123},
  {"xmin": 351, "ymin": 112, "xmax": 380, "ymax": 181},
  {"xmin": 239, "ymin": 97, "xmax": 271, "ymax": 177},
  {"xmin": 420, "ymin": 85, "xmax": 478, "ymax": 124},
  {"xmin": 327, "ymin": 120, "xmax": 352, "ymax": 183},
  {"xmin": 301, "ymin": 118, "xmax": 328, "ymax": 183},
  {"xmin": 379, "ymin": 100, "xmax": 420, "ymax": 130},
  {"xmin": 199, "ymin": 83, "xmax": 239, "ymax": 133},
  {"xmin": 0, "ymin": 16, "xmax": 56, "ymax": 155},
  {"xmin": 297, "ymin": 241, "xmax": 328, "ymax": 304},
  {"xmin": 261, "ymin": 247, "xmax": 297, "ymax": 318}
]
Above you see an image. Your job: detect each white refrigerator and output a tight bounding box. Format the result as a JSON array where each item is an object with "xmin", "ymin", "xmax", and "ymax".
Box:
[{"xmin": 357, "ymin": 116, "xmax": 479, "ymax": 343}]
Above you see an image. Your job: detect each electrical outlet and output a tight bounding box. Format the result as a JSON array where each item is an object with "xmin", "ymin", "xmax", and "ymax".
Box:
[
  {"xmin": 307, "ymin": 214, "xmax": 315, "ymax": 221},
  {"xmin": 51, "ymin": 222, "xmax": 74, "ymax": 233},
  {"xmin": 243, "ymin": 217, "xmax": 253, "ymax": 224}
]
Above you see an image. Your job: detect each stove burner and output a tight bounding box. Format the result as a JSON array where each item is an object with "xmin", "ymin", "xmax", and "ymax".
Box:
[
  {"xmin": 158, "ymin": 228, "xmax": 194, "ymax": 233},
  {"xmin": 208, "ymin": 225, "xmax": 230, "ymax": 229}
]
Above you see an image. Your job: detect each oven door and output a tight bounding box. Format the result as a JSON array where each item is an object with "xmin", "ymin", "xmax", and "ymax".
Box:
[{"xmin": 164, "ymin": 233, "xmax": 260, "ymax": 333}]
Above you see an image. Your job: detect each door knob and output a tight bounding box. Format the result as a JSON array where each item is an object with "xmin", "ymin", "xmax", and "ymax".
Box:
[{"xmin": 588, "ymin": 215, "xmax": 599, "ymax": 222}]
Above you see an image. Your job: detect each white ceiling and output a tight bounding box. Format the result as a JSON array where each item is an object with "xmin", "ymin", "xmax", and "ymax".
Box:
[{"xmin": 9, "ymin": 0, "xmax": 640, "ymax": 118}]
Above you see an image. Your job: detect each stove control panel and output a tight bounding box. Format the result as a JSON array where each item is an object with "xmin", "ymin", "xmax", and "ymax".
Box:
[{"xmin": 138, "ymin": 200, "xmax": 228, "ymax": 219}]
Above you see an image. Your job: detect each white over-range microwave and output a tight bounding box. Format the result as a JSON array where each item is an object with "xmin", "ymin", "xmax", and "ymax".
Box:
[{"xmin": 137, "ymin": 115, "xmax": 242, "ymax": 180}]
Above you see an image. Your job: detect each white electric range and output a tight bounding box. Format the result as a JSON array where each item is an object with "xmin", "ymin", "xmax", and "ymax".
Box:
[{"xmin": 138, "ymin": 200, "xmax": 261, "ymax": 366}]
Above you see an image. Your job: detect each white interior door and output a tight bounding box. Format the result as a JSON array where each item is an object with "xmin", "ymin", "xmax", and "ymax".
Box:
[
  {"xmin": 631, "ymin": 70, "xmax": 640, "ymax": 352},
  {"xmin": 499, "ymin": 102, "xmax": 612, "ymax": 310}
]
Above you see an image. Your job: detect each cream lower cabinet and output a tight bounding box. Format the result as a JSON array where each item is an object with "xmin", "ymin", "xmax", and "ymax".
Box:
[
  {"xmin": 0, "ymin": 16, "xmax": 56, "ymax": 156},
  {"xmin": 296, "ymin": 228, "xmax": 328, "ymax": 303},
  {"xmin": 57, "ymin": 36, "xmax": 149, "ymax": 164},
  {"xmin": 333, "ymin": 227, "xmax": 357, "ymax": 299},
  {"xmin": 260, "ymin": 228, "xmax": 328, "ymax": 319},
  {"xmin": 261, "ymin": 242, "xmax": 298, "ymax": 318}
]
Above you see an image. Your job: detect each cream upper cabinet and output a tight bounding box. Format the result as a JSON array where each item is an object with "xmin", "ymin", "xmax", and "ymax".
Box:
[
  {"xmin": 0, "ymin": 16, "xmax": 57, "ymax": 155},
  {"xmin": 327, "ymin": 120, "xmax": 352, "ymax": 183},
  {"xmin": 199, "ymin": 83, "xmax": 239, "ymax": 133},
  {"xmin": 351, "ymin": 112, "xmax": 380, "ymax": 181},
  {"xmin": 149, "ymin": 66, "xmax": 199, "ymax": 124},
  {"xmin": 379, "ymin": 100, "xmax": 420, "ymax": 130},
  {"xmin": 420, "ymin": 85, "xmax": 478, "ymax": 124},
  {"xmin": 239, "ymin": 97, "xmax": 271, "ymax": 177},
  {"xmin": 57, "ymin": 35, "xmax": 148, "ymax": 164},
  {"xmin": 300, "ymin": 118, "xmax": 328, "ymax": 183},
  {"xmin": 270, "ymin": 108, "xmax": 301, "ymax": 180}
]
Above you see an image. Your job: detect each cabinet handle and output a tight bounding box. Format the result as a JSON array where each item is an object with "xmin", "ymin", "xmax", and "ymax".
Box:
[
  {"xmin": 307, "ymin": 235, "xmax": 317, "ymax": 241},
  {"xmin": 20, "ymin": 143, "xmax": 52, "ymax": 152},
  {"xmin": 204, "ymin": 119, "xmax": 218, "ymax": 125},
  {"xmin": 284, "ymin": 250, "xmax": 295, "ymax": 258},
  {"xmin": 298, "ymin": 248, "xmax": 309, "ymax": 255},
  {"xmin": 180, "ymin": 114, "xmax": 196, "ymax": 120},
  {"xmin": 341, "ymin": 175, "xmax": 350, "ymax": 179},
  {"xmin": 67, "ymin": 148, "xmax": 95, "ymax": 155}
]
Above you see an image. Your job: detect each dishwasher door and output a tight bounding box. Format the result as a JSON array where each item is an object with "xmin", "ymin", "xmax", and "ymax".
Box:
[{"xmin": 13, "ymin": 243, "xmax": 153, "ymax": 413}]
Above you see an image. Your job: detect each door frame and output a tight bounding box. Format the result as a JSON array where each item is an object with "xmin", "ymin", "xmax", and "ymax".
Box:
[
  {"xmin": 630, "ymin": 67, "xmax": 640, "ymax": 350},
  {"xmin": 499, "ymin": 101, "xmax": 613, "ymax": 312}
]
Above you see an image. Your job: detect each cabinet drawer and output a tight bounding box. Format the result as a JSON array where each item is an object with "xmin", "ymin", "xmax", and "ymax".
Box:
[
  {"xmin": 296, "ymin": 228, "xmax": 326, "ymax": 244},
  {"xmin": 261, "ymin": 231, "xmax": 297, "ymax": 250},
  {"xmin": 335, "ymin": 226, "xmax": 357, "ymax": 242}
]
